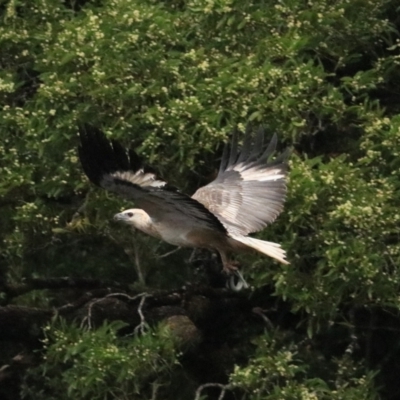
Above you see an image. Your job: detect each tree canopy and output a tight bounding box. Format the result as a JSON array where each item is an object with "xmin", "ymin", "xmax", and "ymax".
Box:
[{"xmin": 1, "ymin": 0, "xmax": 400, "ymax": 399}]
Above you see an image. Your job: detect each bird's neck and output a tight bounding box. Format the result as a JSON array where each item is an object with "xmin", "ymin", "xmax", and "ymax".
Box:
[{"xmin": 131, "ymin": 212, "xmax": 162, "ymax": 240}]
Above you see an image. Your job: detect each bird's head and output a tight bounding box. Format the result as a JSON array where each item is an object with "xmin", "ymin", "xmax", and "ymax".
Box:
[{"xmin": 113, "ymin": 208, "xmax": 149, "ymax": 229}]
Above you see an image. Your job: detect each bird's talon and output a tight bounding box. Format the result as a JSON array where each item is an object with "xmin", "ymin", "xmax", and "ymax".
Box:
[{"xmin": 222, "ymin": 261, "xmax": 240, "ymax": 274}]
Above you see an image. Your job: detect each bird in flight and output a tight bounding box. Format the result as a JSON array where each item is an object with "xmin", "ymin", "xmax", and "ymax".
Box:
[{"xmin": 78, "ymin": 125, "xmax": 289, "ymax": 288}]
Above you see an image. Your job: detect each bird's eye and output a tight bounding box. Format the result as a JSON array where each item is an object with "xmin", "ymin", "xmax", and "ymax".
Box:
[{"xmin": 126, "ymin": 212, "xmax": 134, "ymax": 217}]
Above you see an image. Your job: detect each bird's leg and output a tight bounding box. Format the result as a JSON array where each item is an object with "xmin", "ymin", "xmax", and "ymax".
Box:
[{"xmin": 219, "ymin": 251, "xmax": 239, "ymax": 274}]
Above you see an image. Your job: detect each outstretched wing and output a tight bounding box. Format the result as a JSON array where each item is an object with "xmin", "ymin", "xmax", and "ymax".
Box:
[
  {"xmin": 78, "ymin": 125, "xmax": 226, "ymax": 234},
  {"xmin": 192, "ymin": 126, "xmax": 289, "ymax": 236}
]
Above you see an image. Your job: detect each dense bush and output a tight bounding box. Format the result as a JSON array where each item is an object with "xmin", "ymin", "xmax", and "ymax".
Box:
[
  {"xmin": 1, "ymin": 0, "xmax": 400, "ymax": 398},
  {"xmin": 21, "ymin": 320, "xmax": 178, "ymax": 399}
]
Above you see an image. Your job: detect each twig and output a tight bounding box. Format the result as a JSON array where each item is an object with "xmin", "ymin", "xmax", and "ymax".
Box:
[
  {"xmin": 83, "ymin": 292, "xmax": 150, "ymax": 330},
  {"xmin": 194, "ymin": 383, "xmax": 233, "ymax": 400},
  {"xmin": 134, "ymin": 293, "xmax": 150, "ymax": 335},
  {"xmin": 132, "ymin": 229, "xmax": 145, "ymax": 285},
  {"xmin": 345, "ymin": 307, "xmax": 358, "ymax": 356},
  {"xmin": 252, "ymin": 307, "xmax": 274, "ymax": 329},
  {"xmin": 106, "ymin": 229, "xmax": 146, "ymax": 285},
  {"xmin": 103, "ymin": 292, "xmax": 148, "ymax": 302},
  {"xmin": 151, "ymin": 381, "xmax": 160, "ymax": 400},
  {"xmin": 81, "ymin": 297, "xmax": 102, "ymax": 329},
  {"xmin": 71, "ymin": 198, "xmax": 88, "ymax": 220},
  {"xmin": 156, "ymin": 247, "xmax": 181, "ymax": 259}
]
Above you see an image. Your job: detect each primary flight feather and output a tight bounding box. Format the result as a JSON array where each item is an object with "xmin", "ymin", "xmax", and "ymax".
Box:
[{"xmin": 78, "ymin": 125, "xmax": 289, "ymax": 285}]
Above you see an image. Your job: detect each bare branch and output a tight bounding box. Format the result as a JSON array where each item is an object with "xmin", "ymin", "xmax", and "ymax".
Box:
[
  {"xmin": 194, "ymin": 383, "xmax": 233, "ymax": 400},
  {"xmin": 131, "ymin": 229, "xmax": 146, "ymax": 285},
  {"xmin": 151, "ymin": 381, "xmax": 160, "ymax": 400},
  {"xmin": 82, "ymin": 292, "xmax": 150, "ymax": 330},
  {"xmin": 156, "ymin": 247, "xmax": 181, "ymax": 259},
  {"xmin": 252, "ymin": 307, "xmax": 274, "ymax": 329},
  {"xmin": 134, "ymin": 293, "xmax": 150, "ymax": 335},
  {"xmin": 2, "ymin": 277, "xmax": 129, "ymax": 299}
]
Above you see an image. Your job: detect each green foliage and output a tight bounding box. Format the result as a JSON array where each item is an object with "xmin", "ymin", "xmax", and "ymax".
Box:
[
  {"xmin": 230, "ymin": 332, "xmax": 378, "ymax": 400},
  {"xmin": 21, "ymin": 320, "xmax": 178, "ymax": 399},
  {"xmin": 1, "ymin": 0, "xmax": 398, "ymax": 288},
  {"xmin": 250, "ymin": 113, "xmax": 400, "ymax": 328},
  {"xmin": 1, "ymin": 0, "xmax": 400, "ymax": 398}
]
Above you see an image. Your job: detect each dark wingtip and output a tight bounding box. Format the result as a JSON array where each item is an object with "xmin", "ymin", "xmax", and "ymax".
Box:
[
  {"xmin": 128, "ymin": 148, "xmax": 142, "ymax": 172},
  {"xmin": 274, "ymin": 146, "xmax": 292, "ymax": 163},
  {"xmin": 257, "ymin": 132, "xmax": 278, "ymax": 164},
  {"xmin": 78, "ymin": 125, "xmax": 107, "ymax": 186},
  {"xmin": 236, "ymin": 124, "xmax": 253, "ymax": 164},
  {"xmin": 217, "ymin": 125, "xmax": 289, "ymax": 174},
  {"xmin": 228, "ymin": 126, "xmax": 239, "ymax": 167},
  {"xmin": 219, "ymin": 127, "xmax": 234, "ymax": 173},
  {"xmin": 78, "ymin": 124, "xmax": 139, "ymax": 187}
]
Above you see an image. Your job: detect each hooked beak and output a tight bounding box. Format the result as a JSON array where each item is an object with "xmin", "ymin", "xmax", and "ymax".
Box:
[{"xmin": 113, "ymin": 213, "xmax": 129, "ymax": 222}]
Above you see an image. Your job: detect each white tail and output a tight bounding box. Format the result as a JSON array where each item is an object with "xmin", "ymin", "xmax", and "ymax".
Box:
[{"xmin": 232, "ymin": 235, "xmax": 289, "ymax": 265}]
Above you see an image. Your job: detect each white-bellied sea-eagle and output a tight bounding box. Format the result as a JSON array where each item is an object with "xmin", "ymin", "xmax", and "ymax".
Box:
[{"xmin": 78, "ymin": 125, "xmax": 289, "ymax": 287}]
